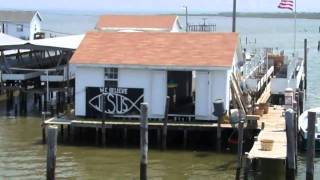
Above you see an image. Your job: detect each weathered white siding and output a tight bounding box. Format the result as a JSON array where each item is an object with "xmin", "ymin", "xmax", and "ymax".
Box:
[
  {"xmin": 29, "ymin": 15, "xmax": 41, "ymax": 40},
  {"xmin": 211, "ymin": 70, "xmax": 230, "ymax": 114},
  {"xmin": 195, "ymin": 70, "xmax": 230, "ymax": 120},
  {"xmin": 195, "ymin": 71, "xmax": 210, "ymax": 119},
  {"xmin": 0, "ymin": 13, "xmax": 41, "ymax": 40},
  {"xmin": 75, "ymin": 66, "xmax": 104, "ymax": 116},
  {"xmin": 150, "ymin": 70, "xmax": 167, "ymax": 118},
  {"xmin": 170, "ymin": 18, "xmax": 182, "ymax": 32},
  {"xmin": 74, "ymin": 66, "xmax": 231, "ymax": 120},
  {"xmin": 118, "ymin": 69, "xmax": 167, "ymax": 118},
  {"xmin": 4, "ymin": 22, "xmax": 30, "ymax": 40}
]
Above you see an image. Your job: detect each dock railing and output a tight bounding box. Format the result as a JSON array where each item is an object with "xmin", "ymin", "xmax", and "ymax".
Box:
[{"xmin": 187, "ymin": 24, "xmax": 216, "ymax": 32}]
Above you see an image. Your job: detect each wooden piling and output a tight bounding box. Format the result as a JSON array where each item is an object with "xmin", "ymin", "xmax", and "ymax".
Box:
[
  {"xmin": 102, "ymin": 124, "xmax": 106, "ymax": 147},
  {"xmin": 306, "ymin": 111, "xmax": 316, "ymax": 180},
  {"xmin": 183, "ymin": 129, "xmax": 188, "ymax": 149},
  {"xmin": 140, "ymin": 103, "xmax": 148, "ymax": 180},
  {"xmin": 162, "ymin": 96, "xmax": 169, "ymax": 150},
  {"xmin": 285, "ymin": 109, "xmax": 295, "ymax": 180},
  {"xmin": 60, "ymin": 125, "xmax": 64, "ymax": 142},
  {"xmin": 235, "ymin": 120, "xmax": 244, "ymax": 180},
  {"xmin": 244, "ymin": 153, "xmax": 251, "ymax": 180},
  {"xmin": 156, "ymin": 129, "xmax": 161, "ymax": 148},
  {"xmin": 67, "ymin": 125, "xmax": 70, "ymax": 141},
  {"xmin": 123, "ymin": 127, "xmax": 128, "ymax": 146},
  {"xmin": 46, "ymin": 125, "xmax": 58, "ymax": 180},
  {"xmin": 42, "ymin": 113, "xmax": 47, "ymax": 144},
  {"xmin": 216, "ymin": 117, "xmax": 222, "ymax": 152},
  {"xmin": 95, "ymin": 127, "xmax": 99, "ymax": 146},
  {"xmin": 304, "ymin": 39, "xmax": 308, "ymax": 96}
]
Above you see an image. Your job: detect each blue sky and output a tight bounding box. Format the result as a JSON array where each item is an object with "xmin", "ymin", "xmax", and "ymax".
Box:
[{"xmin": 0, "ymin": 0, "xmax": 318, "ymax": 13}]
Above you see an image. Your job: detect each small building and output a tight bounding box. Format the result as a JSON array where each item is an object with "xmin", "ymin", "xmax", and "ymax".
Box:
[
  {"xmin": 95, "ymin": 15, "xmax": 182, "ymax": 32},
  {"xmin": 0, "ymin": 10, "xmax": 42, "ymax": 40},
  {"xmin": 70, "ymin": 32, "xmax": 241, "ymax": 120}
]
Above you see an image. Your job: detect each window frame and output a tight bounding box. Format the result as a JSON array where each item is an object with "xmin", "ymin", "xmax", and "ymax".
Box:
[
  {"xmin": 104, "ymin": 67, "xmax": 118, "ymax": 87},
  {"xmin": 16, "ymin": 24, "xmax": 23, "ymax": 32}
]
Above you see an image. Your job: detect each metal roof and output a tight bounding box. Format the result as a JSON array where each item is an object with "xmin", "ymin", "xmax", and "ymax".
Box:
[
  {"xmin": 0, "ymin": 33, "xmax": 84, "ymax": 50},
  {"xmin": 0, "ymin": 10, "xmax": 41, "ymax": 23}
]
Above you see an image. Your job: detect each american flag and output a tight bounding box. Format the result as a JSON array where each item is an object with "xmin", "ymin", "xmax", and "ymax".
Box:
[{"xmin": 278, "ymin": 0, "xmax": 294, "ymax": 11}]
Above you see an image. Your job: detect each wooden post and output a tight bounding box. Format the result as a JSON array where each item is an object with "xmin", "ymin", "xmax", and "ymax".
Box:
[
  {"xmin": 232, "ymin": 0, "xmax": 237, "ymax": 32},
  {"xmin": 162, "ymin": 96, "xmax": 169, "ymax": 150},
  {"xmin": 216, "ymin": 117, "xmax": 222, "ymax": 152},
  {"xmin": 235, "ymin": 120, "xmax": 244, "ymax": 180},
  {"xmin": 123, "ymin": 127, "xmax": 128, "ymax": 146},
  {"xmin": 42, "ymin": 113, "xmax": 47, "ymax": 144},
  {"xmin": 244, "ymin": 153, "xmax": 251, "ymax": 180},
  {"xmin": 156, "ymin": 129, "xmax": 161, "ymax": 148},
  {"xmin": 285, "ymin": 109, "xmax": 295, "ymax": 180},
  {"xmin": 306, "ymin": 111, "xmax": 316, "ymax": 180},
  {"xmin": 47, "ymin": 125, "xmax": 58, "ymax": 180},
  {"xmin": 67, "ymin": 125, "xmax": 71, "ymax": 142},
  {"xmin": 60, "ymin": 125, "xmax": 64, "ymax": 142},
  {"xmin": 102, "ymin": 125, "xmax": 106, "ymax": 147},
  {"xmin": 140, "ymin": 103, "xmax": 148, "ymax": 180},
  {"xmin": 304, "ymin": 39, "xmax": 308, "ymax": 97},
  {"xmin": 70, "ymin": 125, "xmax": 75, "ymax": 143},
  {"xmin": 183, "ymin": 129, "xmax": 188, "ymax": 149},
  {"xmin": 95, "ymin": 127, "xmax": 99, "ymax": 146}
]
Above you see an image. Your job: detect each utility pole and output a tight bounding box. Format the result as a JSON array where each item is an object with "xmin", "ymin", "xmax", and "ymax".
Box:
[
  {"xmin": 182, "ymin": 5, "xmax": 188, "ymax": 32},
  {"xmin": 232, "ymin": 0, "xmax": 237, "ymax": 32}
]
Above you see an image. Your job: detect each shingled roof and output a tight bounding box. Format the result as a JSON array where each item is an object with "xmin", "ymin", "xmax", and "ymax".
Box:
[
  {"xmin": 96, "ymin": 15, "xmax": 178, "ymax": 31},
  {"xmin": 0, "ymin": 10, "xmax": 41, "ymax": 22},
  {"xmin": 71, "ymin": 32, "xmax": 238, "ymax": 70}
]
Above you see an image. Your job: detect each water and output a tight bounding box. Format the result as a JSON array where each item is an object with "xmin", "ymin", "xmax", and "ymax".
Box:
[
  {"xmin": 0, "ymin": 116, "xmax": 237, "ymax": 179},
  {"xmin": 0, "ymin": 11, "xmax": 320, "ymax": 179}
]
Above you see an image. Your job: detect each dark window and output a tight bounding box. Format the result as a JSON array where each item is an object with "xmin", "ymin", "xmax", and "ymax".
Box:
[
  {"xmin": 105, "ymin": 80, "xmax": 118, "ymax": 87},
  {"xmin": 105, "ymin": 68, "xmax": 118, "ymax": 80},
  {"xmin": 17, "ymin": 24, "xmax": 23, "ymax": 32},
  {"xmin": 104, "ymin": 68, "xmax": 118, "ymax": 87}
]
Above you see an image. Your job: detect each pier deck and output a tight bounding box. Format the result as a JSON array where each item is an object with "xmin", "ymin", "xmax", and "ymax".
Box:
[
  {"xmin": 248, "ymin": 105, "xmax": 286, "ymax": 160},
  {"xmin": 45, "ymin": 117, "xmax": 235, "ymax": 130}
]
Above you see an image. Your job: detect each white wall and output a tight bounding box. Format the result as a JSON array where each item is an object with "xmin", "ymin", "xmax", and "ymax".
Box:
[
  {"xmin": 150, "ymin": 70, "xmax": 167, "ymax": 117},
  {"xmin": 75, "ymin": 66, "xmax": 104, "ymax": 116},
  {"xmin": 0, "ymin": 14, "xmax": 41, "ymax": 40},
  {"xmin": 118, "ymin": 68, "xmax": 167, "ymax": 118},
  {"xmin": 195, "ymin": 71, "xmax": 210, "ymax": 119},
  {"xmin": 4, "ymin": 22, "xmax": 30, "ymax": 40},
  {"xmin": 170, "ymin": 18, "xmax": 182, "ymax": 32},
  {"xmin": 29, "ymin": 15, "xmax": 41, "ymax": 40},
  {"xmin": 195, "ymin": 70, "xmax": 230, "ymax": 120}
]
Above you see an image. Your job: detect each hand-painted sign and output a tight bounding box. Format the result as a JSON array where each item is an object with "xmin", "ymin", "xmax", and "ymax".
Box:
[{"xmin": 86, "ymin": 87, "xmax": 144, "ymax": 117}]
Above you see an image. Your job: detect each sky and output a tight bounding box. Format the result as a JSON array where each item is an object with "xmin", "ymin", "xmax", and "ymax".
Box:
[{"xmin": 0, "ymin": 0, "xmax": 318, "ymax": 13}]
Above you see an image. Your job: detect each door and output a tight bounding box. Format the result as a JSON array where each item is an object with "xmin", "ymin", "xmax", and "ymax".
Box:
[{"xmin": 195, "ymin": 71, "xmax": 211, "ymax": 120}]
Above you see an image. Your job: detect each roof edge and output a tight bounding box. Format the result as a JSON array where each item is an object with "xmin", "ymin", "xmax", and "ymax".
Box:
[{"xmin": 71, "ymin": 63, "xmax": 232, "ymax": 71}]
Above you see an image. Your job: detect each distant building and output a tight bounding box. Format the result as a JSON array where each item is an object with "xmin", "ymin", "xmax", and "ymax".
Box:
[
  {"xmin": 70, "ymin": 32, "xmax": 241, "ymax": 120},
  {"xmin": 95, "ymin": 15, "xmax": 182, "ymax": 32},
  {"xmin": 0, "ymin": 10, "xmax": 42, "ymax": 40}
]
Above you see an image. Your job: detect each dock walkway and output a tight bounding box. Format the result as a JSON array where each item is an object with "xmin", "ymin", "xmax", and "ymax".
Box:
[{"xmin": 248, "ymin": 105, "xmax": 286, "ymax": 160}]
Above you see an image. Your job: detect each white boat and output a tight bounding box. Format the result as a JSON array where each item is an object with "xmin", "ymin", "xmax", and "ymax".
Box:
[{"xmin": 298, "ymin": 107, "xmax": 320, "ymax": 150}]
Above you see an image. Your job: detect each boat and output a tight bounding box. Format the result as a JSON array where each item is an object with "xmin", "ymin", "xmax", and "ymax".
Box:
[{"xmin": 298, "ymin": 107, "xmax": 320, "ymax": 150}]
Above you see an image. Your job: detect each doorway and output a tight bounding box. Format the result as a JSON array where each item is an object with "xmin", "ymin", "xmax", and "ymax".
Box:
[{"xmin": 167, "ymin": 71, "xmax": 194, "ymax": 114}]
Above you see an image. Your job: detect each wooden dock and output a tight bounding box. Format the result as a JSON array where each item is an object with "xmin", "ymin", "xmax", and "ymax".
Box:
[
  {"xmin": 248, "ymin": 105, "xmax": 286, "ymax": 160},
  {"xmin": 45, "ymin": 117, "xmax": 235, "ymax": 129}
]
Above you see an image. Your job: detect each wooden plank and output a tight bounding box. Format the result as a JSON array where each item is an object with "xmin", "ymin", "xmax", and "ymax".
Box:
[
  {"xmin": 248, "ymin": 106, "xmax": 287, "ymax": 160},
  {"xmin": 231, "ymin": 73, "xmax": 247, "ymax": 114},
  {"xmin": 257, "ymin": 82, "xmax": 271, "ymax": 104}
]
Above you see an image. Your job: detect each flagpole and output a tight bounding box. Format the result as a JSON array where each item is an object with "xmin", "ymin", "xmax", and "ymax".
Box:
[{"xmin": 293, "ymin": 0, "xmax": 297, "ymax": 81}]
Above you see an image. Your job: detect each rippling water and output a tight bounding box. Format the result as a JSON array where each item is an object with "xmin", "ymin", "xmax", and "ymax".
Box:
[{"xmin": 0, "ymin": 116, "xmax": 239, "ymax": 179}]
